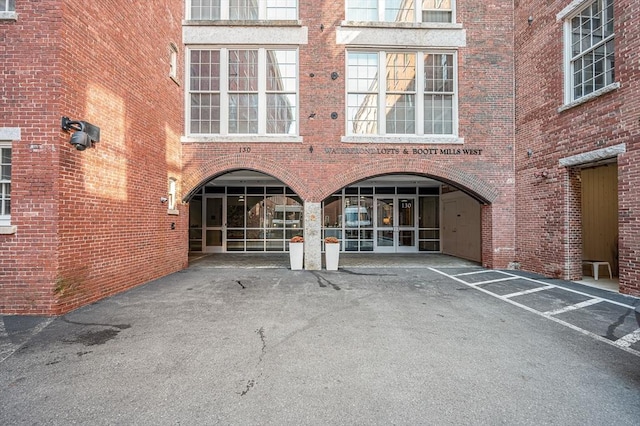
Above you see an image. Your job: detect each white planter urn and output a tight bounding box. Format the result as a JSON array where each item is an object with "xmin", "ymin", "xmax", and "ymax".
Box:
[
  {"xmin": 289, "ymin": 242, "xmax": 304, "ymax": 270},
  {"xmin": 325, "ymin": 243, "xmax": 340, "ymax": 271}
]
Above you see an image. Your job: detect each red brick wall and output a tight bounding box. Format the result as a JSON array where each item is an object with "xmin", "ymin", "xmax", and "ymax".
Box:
[
  {"xmin": 0, "ymin": 0, "xmax": 186, "ymax": 315},
  {"xmin": 514, "ymin": 0, "xmax": 640, "ymax": 296},
  {"xmin": 0, "ymin": 1, "xmax": 63, "ymax": 314},
  {"xmin": 182, "ymin": 0, "xmax": 517, "ymax": 269}
]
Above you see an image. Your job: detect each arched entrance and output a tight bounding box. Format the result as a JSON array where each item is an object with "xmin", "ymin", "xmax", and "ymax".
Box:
[
  {"xmin": 321, "ymin": 175, "xmax": 481, "ymax": 262},
  {"xmin": 187, "ymin": 170, "xmax": 483, "ymax": 266},
  {"xmin": 188, "ymin": 170, "xmax": 303, "ymax": 253}
]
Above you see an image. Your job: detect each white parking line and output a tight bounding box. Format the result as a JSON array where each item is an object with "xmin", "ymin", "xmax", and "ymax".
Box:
[
  {"xmin": 0, "ymin": 320, "xmax": 17, "ymax": 363},
  {"xmin": 503, "ymin": 285, "xmax": 555, "ymax": 299},
  {"xmin": 429, "ymin": 267, "xmax": 640, "ymax": 358},
  {"xmin": 615, "ymin": 329, "xmax": 640, "ymax": 348},
  {"xmin": 452, "ymin": 270, "xmax": 493, "ymax": 277},
  {"xmin": 544, "ymin": 299, "xmax": 602, "ymax": 316},
  {"xmin": 0, "ymin": 318, "xmax": 53, "ymax": 364},
  {"xmin": 469, "ymin": 276, "xmax": 520, "ymax": 286}
]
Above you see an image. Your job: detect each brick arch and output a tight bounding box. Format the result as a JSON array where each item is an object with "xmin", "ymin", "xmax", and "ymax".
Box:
[
  {"xmin": 312, "ymin": 157, "xmax": 500, "ymax": 204},
  {"xmin": 181, "ymin": 154, "xmax": 313, "ymax": 201}
]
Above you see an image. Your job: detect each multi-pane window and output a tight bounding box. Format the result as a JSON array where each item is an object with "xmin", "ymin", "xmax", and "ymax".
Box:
[
  {"xmin": 0, "ymin": 146, "xmax": 11, "ymax": 225},
  {"xmin": 189, "ymin": 0, "xmax": 297, "ymax": 20},
  {"xmin": 347, "ymin": 51, "xmax": 456, "ymax": 136},
  {"xmin": 189, "ymin": 48, "xmax": 297, "ymax": 135},
  {"xmin": 1, "ymin": 0, "xmax": 15, "ymax": 12},
  {"xmin": 567, "ymin": 0, "xmax": 615, "ymax": 101},
  {"xmin": 346, "ymin": 0, "xmax": 453, "ymax": 23}
]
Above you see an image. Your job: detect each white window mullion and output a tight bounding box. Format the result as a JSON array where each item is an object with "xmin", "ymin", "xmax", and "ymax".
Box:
[
  {"xmin": 258, "ymin": 48, "xmax": 267, "ymax": 135},
  {"xmin": 416, "ymin": 52, "xmax": 425, "ymax": 135},
  {"xmin": 415, "ymin": 1, "xmax": 421, "ymax": 23},
  {"xmin": 220, "ymin": 48, "xmax": 230, "ymax": 135},
  {"xmin": 259, "ymin": 1, "xmax": 267, "ymax": 19},
  {"xmin": 378, "ymin": 0, "xmax": 385, "ymax": 22},
  {"xmin": 186, "ymin": 49, "xmax": 192, "ymax": 134},
  {"xmin": 378, "ymin": 51, "xmax": 386, "ymax": 135},
  {"xmin": 563, "ymin": 20, "xmax": 573, "ymax": 104},
  {"xmin": 221, "ymin": 0, "xmax": 230, "ymax": 20},
  {"xmin": 452, "ymin": 52, "xmax": 459, "ymax": 136}
]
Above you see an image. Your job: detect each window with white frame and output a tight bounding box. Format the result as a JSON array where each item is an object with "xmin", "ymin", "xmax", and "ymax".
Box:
[
  {"xmin": 0, "ymin": 145, "xmax": 11, "ymax": 226},
  {"xmin": 1, "ymin": 0, "xmax": 15, "ymax": 12},
  {"xmin": 347, "ymin": 51, "xmax": 456, "ymax": 136},
  {"xmin": 565, "ymin": 0, "xmax": 615, "ymax": 102},
  {"xmin": 346, "ymin": 0, "xmax": 453, "ymax": 23},
  {"xmin": 189, "ymin": 0, "xmax": 297, "ymax": 20},
  {"xmin": 170, "ymin": 43, "xmax": 179, "ymax": 81},
  {"xmin": 189, "ymin": 48, "xmax": 297, "ymax": 136},
  {"xmin": 168, "ymin": 178, "xmax": 177, "ymax": 211}
]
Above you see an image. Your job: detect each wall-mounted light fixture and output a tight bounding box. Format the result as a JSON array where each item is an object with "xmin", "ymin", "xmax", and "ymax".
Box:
[
  {"xmin": 61, "ymin": 116, "xmax": 100, "ymax": 151},
  {"xmin": 528, "ymin": 16, "xmax": 533, "ymax": 25},
  {"xmin": 527, "ymin": 149, "xmax": 533, "ymax": 158},
  {"xmin": 160, "ymin": 197, "xmax": 168, "ymax": 203}
]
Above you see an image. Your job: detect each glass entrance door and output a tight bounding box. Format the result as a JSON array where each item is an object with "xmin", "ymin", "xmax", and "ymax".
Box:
[
  {"xmin": 205, "ymin": 196, "xmax": 225, "ymax": 252},
  {"xmin": 375, "ymin": 196, "xmax": 418, "ymax": 252}
]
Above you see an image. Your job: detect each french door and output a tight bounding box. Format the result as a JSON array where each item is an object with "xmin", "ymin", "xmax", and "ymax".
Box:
[
  {"xmin": 204, "ymin": 196, "xmax": 225, "ymax": 252},
  {"xmin": 375, "ymin": 196, "xmax": 418, "ymax": 252}
]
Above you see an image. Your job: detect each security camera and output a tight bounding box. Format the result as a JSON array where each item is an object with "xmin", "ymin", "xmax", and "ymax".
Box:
[
  {"xmin": 160, "ymin": 197, "xmax": 168, "ymax": 203},
  {"xmin": 69, "ymin": 131, "xmax": 91, "ymax": 151},
  {"xmin": 61, "ymin": 116, "xmax": 100, "ymax": 151}
]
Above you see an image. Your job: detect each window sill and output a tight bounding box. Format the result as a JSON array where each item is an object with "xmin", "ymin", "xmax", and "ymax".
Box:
[
  {"xmin": 0, "ymin": 225, "xmax": 17, "ymax": 235},
  {"xmin": 341, "ymin": 135, "xmax": 463, "ymax": 144},
  {"xmin": 558, "ymin": 82, "xmax": 620, "ymax": 113},
  {"xmin": 183, "ymin": 19, "xmax": 302, "ymax": 27},
  {"xmin": 337, "ymin": 24, "xmax": 466, "ymax": 47},
  {"xmin": 340, "ymin": 21, "xmax": 462, "ymax": 30},
  {"xmin": 182, "ymin": 135, "xmax": 303, "ymax": 143},
  {"xmin": 168, "ymin": 209, "xmax": 179, "ymax": 216},
  {"xmin": 0, "ymin": 11, "xmax": 17, "ymax": 21}
]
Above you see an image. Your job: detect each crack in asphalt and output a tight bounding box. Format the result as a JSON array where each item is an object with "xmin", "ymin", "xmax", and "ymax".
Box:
[
  {"xmin": 238, "ymin": 327, "xmax": 267, "ymax": 397},
  {"xmin": 311, "ymin": 271, "xmax": 341, "ymax": 290},
  {"xmin": 339, "ymin": 269, "xmax": 396, "ymax": 277},
  {"xmin": 257, "ymin": 327, "xmax": 267, "ymax": 363}
]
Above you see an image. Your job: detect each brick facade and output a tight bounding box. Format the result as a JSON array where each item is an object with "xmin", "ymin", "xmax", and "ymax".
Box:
[
  {"xmin": 0, "ymin": 0, "xmax": 186, "ymax": 314},
  {"xmin": 182, "ymin": 0, "xmax": 517, "ymax": 269},
  {"xmin": 514, "ymin": 0, "xmax": 639, "ymax": 296},
  {"xmin": 1, "ymin": 0, "xmax": 637, "ymax": 316}
]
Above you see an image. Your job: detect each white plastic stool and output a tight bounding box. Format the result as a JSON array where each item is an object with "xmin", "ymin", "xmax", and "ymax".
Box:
[{"xmin": 582, "ymin": 260, "xmax": 612, "ymax": 280}]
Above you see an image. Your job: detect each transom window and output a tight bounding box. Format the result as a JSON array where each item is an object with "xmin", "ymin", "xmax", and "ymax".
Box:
[
  {"xmin": 1, "ymin": 0, "xmax": 15, "ymax": 12},
  {"xmin": 565, "ymin": 0, "xmax": 615, "ymax": 102},
  {"xmin": 346, "ymin": 0, "xmax": 453, "ymax": 23},
  {"xmin": 189, "ymin": 48, "xmax": 298, "ymax": 135},
  {"xmin": 189, "ymin": 0, "xmax": 297, "ymax": 20},
  {"xmin": 0, "ymin": 146, "xmax": 11, "ymax": 225},
  {"xmin": 347, "ymin": 51, "xmax": 456, "ymax": 136}
]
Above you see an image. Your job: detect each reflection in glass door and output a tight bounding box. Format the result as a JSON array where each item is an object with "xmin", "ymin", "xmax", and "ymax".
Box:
[
  {"xmin": 375, "ymin": 196, "xmax": 418, "ymax": 252},
  {"xmin": 376, "ymin": 198, "xmax": 395, "ymax": 252},
  {"xmin": 205, "ymin": 196, "xmax": 224, "ymax": 252},
  {"xmin": 397, "ymin": 197, "xmax": 417, "ymax": 252}
]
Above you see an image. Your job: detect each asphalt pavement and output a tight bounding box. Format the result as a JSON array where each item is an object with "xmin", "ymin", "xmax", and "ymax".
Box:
[{"xmin": 1, "ymin": 261, "xmax": 639, "ymax": 425}]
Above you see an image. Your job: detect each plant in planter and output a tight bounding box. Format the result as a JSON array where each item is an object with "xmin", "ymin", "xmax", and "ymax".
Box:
[
  {"xmin": 289, "ymin": 235, "xmax": 304, "ymax": 270},
  {"xmin": 324, "ymin": 236, "xmax": 340, "ymax": 271}
]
